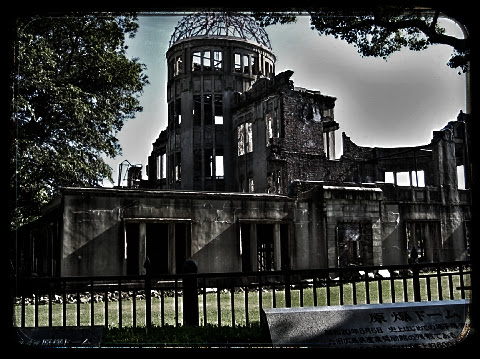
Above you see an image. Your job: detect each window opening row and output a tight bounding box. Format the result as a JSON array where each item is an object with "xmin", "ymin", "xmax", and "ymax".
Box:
[
  {"xmin": 194, "ymin": 149, "xmax": 224, "ymax": 179},
  {"xmin": 169, "ymin": 95, "xmax": 223, "ymax": 126},
  {"xmin": 234, "ymin": 53, "xmax": 273, "ymax": 77},
  {"xmin": 192, "ymin": 50, "xmax": 222, "ymax": 72},
  {"xmin": 169, "ymin": 52, "xmax": 273, "ymax": 77},
  {"xmin": 193, "ymin": 94, "xmax": 223, "ymax": 125},
  {"xmin": 385, "ymin": 170, "xmax": 425, "ymax": 187}
]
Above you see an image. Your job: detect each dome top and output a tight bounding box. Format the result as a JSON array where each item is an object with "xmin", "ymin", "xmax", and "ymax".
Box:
[{"xmin": 169, "ymin": 12, "xmax": 272, "ymax": 50}]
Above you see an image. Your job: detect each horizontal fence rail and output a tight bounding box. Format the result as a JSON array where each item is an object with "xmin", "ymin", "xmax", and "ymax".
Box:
[{"xmin": 12, "ymin": 261, "xmax": 471, "ymax": 329}]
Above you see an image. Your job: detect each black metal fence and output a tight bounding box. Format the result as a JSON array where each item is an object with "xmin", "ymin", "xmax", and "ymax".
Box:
[{"xmin": 12, "ymin": 260, "xmax": 471, "ymax": 328}]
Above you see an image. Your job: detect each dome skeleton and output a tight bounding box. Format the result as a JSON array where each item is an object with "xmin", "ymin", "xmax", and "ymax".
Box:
[{"xmin": 169, "ymin": 12, "xmax": 272, "ymax": 50}]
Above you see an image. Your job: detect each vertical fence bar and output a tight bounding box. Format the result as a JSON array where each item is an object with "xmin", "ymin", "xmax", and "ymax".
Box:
[
  {"xmin": 76, "ymin": 291, "xmax": 81, "ymax": 326},
  {"xmin": 426, "ymin": 276, "xmax": 432, "ymax": 301},
  {"xmin": 62, "ymin": 280, "xmax": 67, "ymax": 327},
  {"xmin": 459, "ymin": 266, "xmax": 466, "ymax": 299},
  {"xmin": 390, "ymin": 277, "xmax": 396, "ymax": 303},
  {"xmin": 145, "ymin": 275, "xmax": 152, "ymax": 328},
  {"xmin": 217, "ymin": 286, "xmax": 222, "ymax": 326},
  {"xmin": 48, "ymin": 290, "xmax": 53, "ymax": 327},
  {"xmin": 118, "ymin": 279, "xmax": 122, "ymax": 329},
  {"xmin": 300, "ymin": 285, "xmax": 304, "ymax": 307},
  {"xmin": 132, "ymin": 289, "xmax": 137, "ymax": 328},
  {"xmin": 448, "ymin": 273, "xmax": 454, "ymax": 300},
  {"xmin": 365, "ymin": 275, "xmax": 370, "ymax": 304},
  {"xmin": 339, "ymin": 274, "xmax": 344, "ymax": 305},
  {"xmin": 412, "ymin": 267, "xmax": 421, "ymax": 302},
  {"xmin": 377, "ymin": 277, "xmax": 383, "ymax": 304},
  {"xmin": 230, "ymin": 285, "xmax": 235, "ymax": 327},
  {"xmin": 258, "ymin": 275, "xmax": 263, "ymax": 324},
  {"xmin": 326, "ymin": 277, "xmax": 331, "ymax": 306},
  {"xmin": 284, "ymin": 273, "xmax": 291, "ymax": 308},
  {"xmin": 313, "ymin": 277, "xmax": 318, "ymax": 306},
  {"xmin": 104, "ymin": 288, "xmax": 108, "ymax": 327},
  {"xmin": 402, "ymin": 277, "xmax": 408, "ymax": 302},
  {"xmin": 202, "ymin": 277, "xmax": 207, "ymax": 326},
  {"xmin": 437, "ymin": 266, "xmax": 443, "ymax": 300},
  {"xmin": 245, "ymin": 286, "xmax": 249, "ymax": 326},
  {"xmin": 90, "ymin": 280, "xmax": 94, "ymax": 326},
  {"xmin": 34, "ymin": 286, "xmax": 39, "ymax": 327},
  {"xmin": 174, "ymin": 278, "xmax": 179, "ymax": 327},
  {"xmin": 352, "ymin": 279, "xmax": 357, "ymax": 305},
  {"xmin": 217, "ymin": 287, "xmax": 221, "ymax": 326},
  {"xmin": 160, "ymin": 289, "xmax": 165, "ymax": 327},
  {"xmin": 272, "ymin": 282, "xmax": 276, "ymax": 308},
  {"xmin": 21, "ymin": 295, "xmax": 26, "ymax": 327}
]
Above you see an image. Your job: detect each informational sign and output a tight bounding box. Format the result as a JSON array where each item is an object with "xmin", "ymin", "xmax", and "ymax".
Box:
[
  {"xmin": 17, "ymin": 326, "xmax": 104, "ymax": 348},
  {"xmin": 263, "ymin": 300, "xmax": 470, "ymax": 348}
]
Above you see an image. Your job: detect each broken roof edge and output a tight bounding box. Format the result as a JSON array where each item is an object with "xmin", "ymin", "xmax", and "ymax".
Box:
[
  {"xmin": 58, "ymin": 186, "xmax": 293, "ymax": 201},
  {"xmin": 238, "ymin": 70, "xmax": 337, "ymax": 107},
  {"xmin": 288, "ymin": 180, "xmax": 382, "ymax": 197},
  {"xmin": 341, "ymin": 131, "xmax": 434, "ymax": 153},
  {"xmin": 168, "ymin": 34, "xmax": 275, "ymax": 55}
]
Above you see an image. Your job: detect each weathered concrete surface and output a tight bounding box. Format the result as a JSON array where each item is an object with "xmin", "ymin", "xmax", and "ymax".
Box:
[{"xmin": 263, "ymin": 300, "xmax": 471, "ymax": 348}]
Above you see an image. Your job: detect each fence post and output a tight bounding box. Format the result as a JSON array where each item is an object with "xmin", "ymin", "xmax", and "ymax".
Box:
[
  {"xmin": 183, "ymin": 259, "xmax": 199, "ymax": 326},
  {"xmin": 144, "ymin": 257, "xmax": 152, "ymax": 327},
  {"xmin": 285, "ymin": 272, "xmax": 291, "ymax": 308},
  {"xmin": 412, "ymin": 266, "xmax": 421, "ymax": 302}
]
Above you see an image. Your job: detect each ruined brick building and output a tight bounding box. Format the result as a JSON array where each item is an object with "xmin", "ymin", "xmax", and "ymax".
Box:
[{"xmin": 15, "ymin": 13, "xmax": 472, "ymax": 277}]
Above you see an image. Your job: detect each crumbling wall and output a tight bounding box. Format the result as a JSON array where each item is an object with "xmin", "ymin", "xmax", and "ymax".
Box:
[{"xmin": 341, "ymin": 132, "xmax": 436, "ymax": 185}]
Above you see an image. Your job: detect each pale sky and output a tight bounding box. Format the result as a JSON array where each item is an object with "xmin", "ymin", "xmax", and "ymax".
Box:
[{"xmin": 104, "ymin": 13, "xmax": 466, "ymax": 187}]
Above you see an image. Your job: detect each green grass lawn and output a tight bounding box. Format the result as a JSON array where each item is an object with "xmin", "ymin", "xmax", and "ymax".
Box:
[{"xmin": 14, "ymin": 273, "xmax": 470, "ymax": 330}]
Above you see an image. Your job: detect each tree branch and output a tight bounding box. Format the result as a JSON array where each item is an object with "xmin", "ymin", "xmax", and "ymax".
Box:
[{"xmin": 310, "ymin": 10, "xmax": 468, "ymax": 53}]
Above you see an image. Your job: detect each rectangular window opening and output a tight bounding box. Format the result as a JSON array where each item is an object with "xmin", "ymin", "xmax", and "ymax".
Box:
[
  {"xmin": 246, "ymin": 122, "xmax": 253, "ymax": 153},
  {"xmin": 175, "ymin": 55, "xmax": 183, "ymax": 75},
  {"xmin": 214, "ymin": 95, "xmax": 223, "ymax": 124},
  {"xmin": 213, "ymin": 51, "xmax": 222, "ymax": 71},
  {"xmin": 238, "ymin": 124, "xmax": 245, "ymax": 156},
  {"xmin": 243, "ymin": 54, "xmax": 249, "ymax": 74},
  {"xmin": 205, "ymin": 149, "xmax": 213, "ymax": 178},
  {"xmin": 251, "ymin": 56, "xmax": 258, "ymax": 75},
  {"xmin": 457, "ymin": 165, "xmax": 465, "ymax": 189},
  {"xmin": 396, "ymin": 172, "xmax": 410, "ymax": 186},
  {"xmin": 203, "ymin": 51, "xmax": 211, "ymax": 71},
  {"xmin": 216, "ymin": 155, "xmax": 224, "ymax": 177},
  {"xmin": 193, "ymin": 95, "xmax": 201, "ymax": 126},
  {"xmin": 248, "ymin": 177, "xmax": 254, "ymax": 193},
  {"xmin": 175, "ymin": 99, "xmax": 182, "ymax": 125},
  {"xmin": 235, "ymin": 53, "xmax": 242, "ymax": 73},
  {"xmin": 266, "ymin": 113, "xmax": 273, "ymax": 146},
  {"xmin": 204, "ymin": 94, "xmax": 213, "ymax": 125},
  {"xmin": 337, "ymin": 222, "xmax": 364, "ymax": 267},
  {"xmin": 161, "ymin": 154, "xmax": 166, "ymax": 179},
  {"xmin": 175, "ymin": 153, "xmax": 181, "ymax": 181},
  {"xmin": 192, "ymin": 52, "xmax": 201, "ymax": 71}
]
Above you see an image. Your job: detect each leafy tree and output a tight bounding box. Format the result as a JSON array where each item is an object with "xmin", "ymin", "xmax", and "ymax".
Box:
[
  {"xmin": 10, "ymin": 13, "xmax": 149, "ymax": 229},
  {"xmin": 253, "ymin": 4, "xmax": 471, "ymax": 73}
]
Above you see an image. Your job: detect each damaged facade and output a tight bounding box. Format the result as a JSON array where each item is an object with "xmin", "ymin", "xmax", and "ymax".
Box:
[{"xmin": 15, "ymin": 13, "xmax": 472, "ymax": 277}]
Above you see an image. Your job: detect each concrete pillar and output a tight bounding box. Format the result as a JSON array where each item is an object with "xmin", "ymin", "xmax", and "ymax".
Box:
[
  {"xmin": 273, "ymin": 223, "xmax": 281, "ymax": 270},
  {"xmin": 139, "ymin": 222, "xmax": 146, "ymax": 275},
  {"xmin": 168, "ymin": 223, "xmax": 175, "ymax": 273},
  {"xmin": 250, "ymin": 223, "xmax": 257, "ymax": 270},
  {"xmin": 181, "ymin": 91, "xmax": 194, "ymax": 189}
]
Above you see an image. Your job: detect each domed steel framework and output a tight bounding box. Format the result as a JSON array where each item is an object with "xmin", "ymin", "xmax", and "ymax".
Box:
[{"xmin": 169, "ymin": 12, "xmax": 272, "ymax": 50}]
